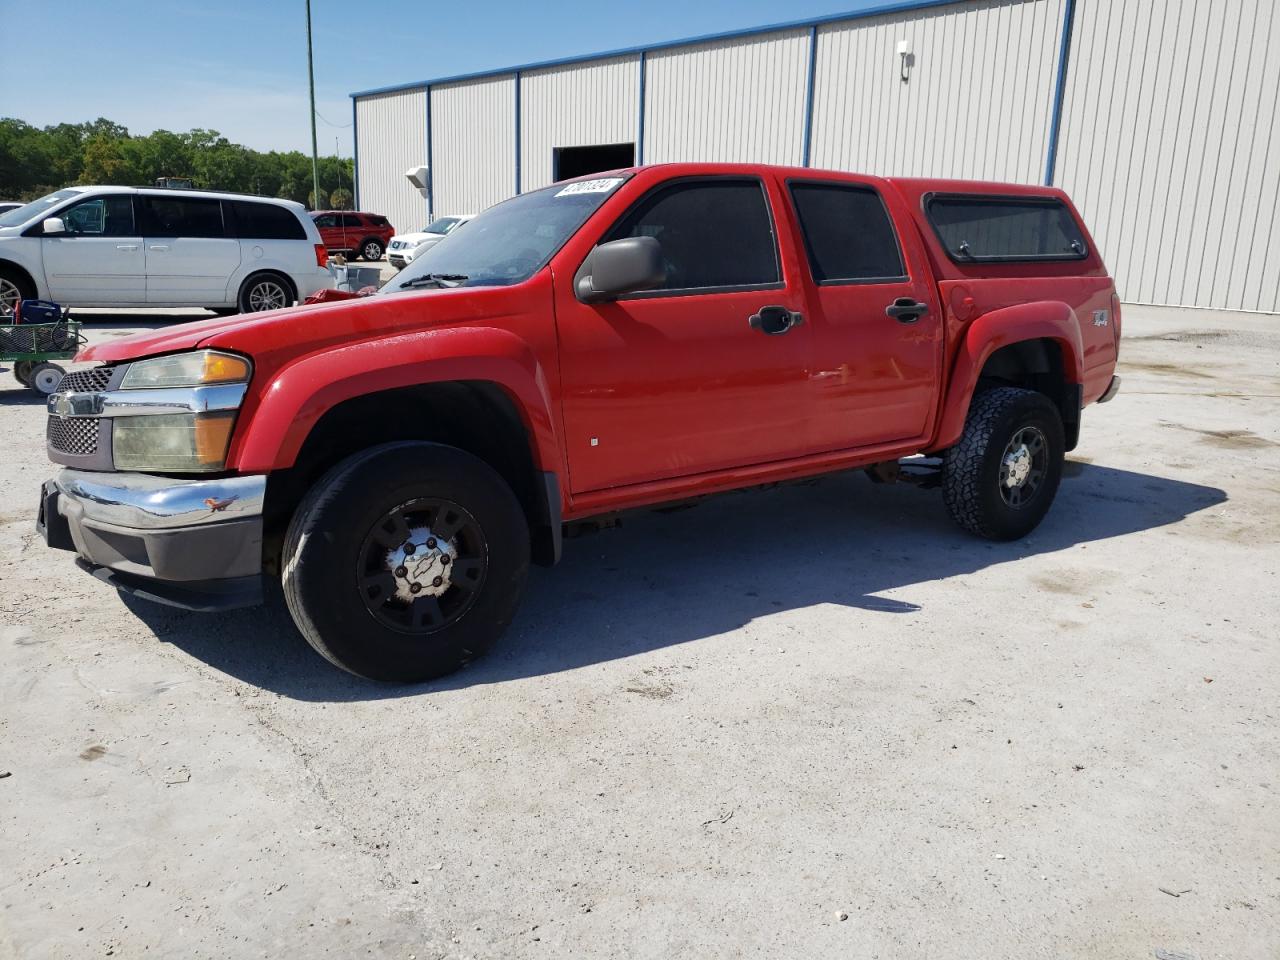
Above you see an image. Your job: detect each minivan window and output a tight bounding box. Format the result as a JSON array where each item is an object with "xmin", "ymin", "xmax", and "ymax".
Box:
[
  {"xmin": 231, "ymin": 201, "xmax": 306, "ymax": 240},
  {"xmin": 60, "ymin": 195, "xmax": 136, "ymax": 237},
  {"xmin": 141, "ymin": 196, "xmax": 225, "ymax": 238},
  {"xmin": 0, "ymin": 189, "xmax": 81, "ymax": 228},
  {"xmin": 790, "ymin": 182, "xmax": 905, "ymax": 282},
  {"xmin": 927, "ymin": 195, "xmax": 1087, "ymax": 262},
  {"xmin": 603, "ymin": 179, "xmax": 779, "ymax": 292}
]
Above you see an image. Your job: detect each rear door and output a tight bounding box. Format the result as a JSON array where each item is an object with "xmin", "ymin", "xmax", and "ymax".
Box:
[
  {"xmin": 41, "ymin": 194, "xmax": 144, "ymax": 303},
  {"xmin": 784, "ymin": 178, "xmax": 943, "ymax": 451},
  {"xmin": 555, "ymin": 175, "xmax": 814, "ymax": 492},
  {"xmin": 140, "ymin": 195, "xmax": 242, "ymax": 304},
  {"xmin": 313, "ymin": 213, "xmax": 340, "ymax": 250}
]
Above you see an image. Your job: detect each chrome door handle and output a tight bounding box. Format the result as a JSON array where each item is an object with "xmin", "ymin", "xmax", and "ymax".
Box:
[
  {"xmin": 148, "ymin": 244, "xmax": 170, "ymax": 252},
  {"xmin": 116, "ymin": 244, "xmax": 139, "ymax": 251}
]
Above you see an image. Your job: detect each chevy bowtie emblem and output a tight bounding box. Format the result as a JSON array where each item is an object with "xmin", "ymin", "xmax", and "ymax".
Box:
[{"xmin": 49, "ymin": 394, "xmax": 72, "ymax": 416}]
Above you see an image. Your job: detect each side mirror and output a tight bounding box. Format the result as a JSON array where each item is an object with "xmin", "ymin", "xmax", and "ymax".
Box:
[
  {"xmin": 576, "ymin": 236, "xmax": 666, "ymax": 304},
  {"xmin": 42, "ymin": 217, "xmax": 66, "ymax": 236}
]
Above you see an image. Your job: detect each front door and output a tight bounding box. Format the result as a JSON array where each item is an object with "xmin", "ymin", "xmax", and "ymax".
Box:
[
  {"xmin": 784, "ymin": 178, "xmax": 943, "ymax": 451},
  {"xmin": 42, "ymin": 194, "xmax": 145, "ymax": 303},
  {"xmin": 140, "ymin": 195, "xmax": 242, "ymax": 304},
  {"xmin": 556, "ymin": 176, "xmax": 814, "ymax": 493}
]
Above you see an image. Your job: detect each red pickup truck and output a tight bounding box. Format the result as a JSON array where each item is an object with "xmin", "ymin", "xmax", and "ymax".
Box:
[{"xmin": 38, "ymin": 163, "xmax": 1120, "ymax": 682}]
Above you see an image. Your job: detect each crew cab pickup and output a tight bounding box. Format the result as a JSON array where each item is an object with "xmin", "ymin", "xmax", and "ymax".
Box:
[{"xmin": 37, "ymin": 163, "xmax": 1121, "ymax": 682}]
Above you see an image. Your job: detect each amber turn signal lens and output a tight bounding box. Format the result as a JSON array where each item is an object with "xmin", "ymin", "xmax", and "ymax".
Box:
[
  {"xmin": 201, "ymin": 352, "xmax": 252, "ymax": 384},
  {"xmin": 193, "ymin": 412, "xmax": 238, "ymax": 465}
]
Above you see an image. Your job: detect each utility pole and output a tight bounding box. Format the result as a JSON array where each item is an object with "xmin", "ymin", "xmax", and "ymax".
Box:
[{"xmin": 305, "ymin": 0, "xmax": 320, "ymax": 209}]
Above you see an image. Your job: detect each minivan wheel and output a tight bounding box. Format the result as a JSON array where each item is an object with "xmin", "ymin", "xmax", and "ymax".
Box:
[
  {"xmin": 238, "ymin": 273, "xmax": 293, "ymax": 313},
  {"xmin": 942, "ymin": 387, "xmax": 1065, "ymax": 541},
  {"xmin": 359, "ymin": 238, "xmax": 385, "ymax": 261},
  {"xmin": 281, "ymin": 442, "xmax": 530, "ymax": 683},
  {"xmin": 0, "ymin": 268, "xmax": 34, "ymax": 319}
]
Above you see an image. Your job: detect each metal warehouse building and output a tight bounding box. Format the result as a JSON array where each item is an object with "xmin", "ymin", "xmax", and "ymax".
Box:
[{"xmin": 351, "ymin": 0, "xmax": 1280, "ymax": 314}]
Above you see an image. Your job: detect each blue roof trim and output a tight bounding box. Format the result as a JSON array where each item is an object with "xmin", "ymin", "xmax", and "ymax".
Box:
[{"xmin": 350, "ymin": 0, "xmax": 964, "ymax": 99}]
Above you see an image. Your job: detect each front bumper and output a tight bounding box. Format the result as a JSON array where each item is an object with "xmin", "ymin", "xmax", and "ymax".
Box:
[{"xmin": 37, "ymin": 469, "xmax": 267, "ymax": 611}]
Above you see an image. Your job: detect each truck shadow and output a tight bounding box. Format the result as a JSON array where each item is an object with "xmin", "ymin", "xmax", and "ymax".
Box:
[{"xmin": 123, "ymin": 462, "xmax": 1226, "ymax": 702}]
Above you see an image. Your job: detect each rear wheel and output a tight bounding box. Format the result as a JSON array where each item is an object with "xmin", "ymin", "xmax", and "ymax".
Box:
[
  {"xmin": 238, "ymin": 273, "xmax": 294, "ymax": 313},
  {"xmin": 281, "ymin": 442, "xmax": 530, "ymax": 682},
  {"xmin": 358, "ymin": 238, "xmax": 385, "ymax": 262},
  {"xmin": 942, "ymin": 387, "xmax": 1064, "ymax": 540},
  {"xmin": 12, "ymin": 360, "xmax": 34, "ymax": 386}
]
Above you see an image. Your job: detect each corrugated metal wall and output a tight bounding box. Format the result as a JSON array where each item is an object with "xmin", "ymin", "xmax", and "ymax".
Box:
[
  {"xmin": 520, "ymin": 56, "xmax": 640, "ymax": 193},
  {"xmin": 643, "ymin": 29, "xmax": 811, "ymax": 165},
  {"xmin": 354, "ymin": 89, "xmax": 426, "ymax": 236},
  {"xmin": 430, "ymin": 76, "xmax": 517, "ymax": 216},
  {"xmin": 1055, "ymin": 0, "xmax": 1280, "ymax": 313},
  {"xmin": 811, "ymin": 0, "xmax": 1066, "ymax": 183}
]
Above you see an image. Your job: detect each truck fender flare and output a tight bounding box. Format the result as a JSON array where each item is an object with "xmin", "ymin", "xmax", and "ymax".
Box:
[
  {"xmin": 932, "ymin": 301, "xmax": 1084, "ymax": 451},
  {"xmin": 228, "ymin": 325, "xmax": 563, "ymax": 479}
]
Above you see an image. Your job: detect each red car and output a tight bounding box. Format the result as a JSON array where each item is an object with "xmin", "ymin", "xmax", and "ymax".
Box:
[
  {"xmin": 40, "ymin": 163, "xmax": 1120, "ymax": 683},
  {"xmin": 310, "ymin": 210, "xmax": 393, "ymax": 261}
]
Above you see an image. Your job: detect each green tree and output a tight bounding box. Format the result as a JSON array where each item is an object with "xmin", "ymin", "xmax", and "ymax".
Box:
[{"xmin": 329, "ymin": 187, "xmax": 353, "ymax": 210}]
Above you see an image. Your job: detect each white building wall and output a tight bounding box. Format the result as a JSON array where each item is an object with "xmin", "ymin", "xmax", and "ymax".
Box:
[
  {"xmin": 520, "ymin": 56, "xmax": 640, "ymax": 193},
  {"xmin": 1055, "ymin": 0, "xmax": 1280, "ymax": 312},
  {"xmin": 643, "ymin": 29, "xmax": 811, "ymax": 165},
  {"xmin": 430, "ymin": 76, "xmax": 517, "ymax": 217},
  {"xmin": 354, "ymin": 89, "xmax": 426, "ymax": 236},
  {"xmin": 810, "ymin": 0, "xmax": 1067, "ymax": 184}
]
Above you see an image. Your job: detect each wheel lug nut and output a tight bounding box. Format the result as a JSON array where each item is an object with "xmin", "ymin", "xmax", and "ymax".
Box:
[
  {"xmin": 409, "ymin": 583, "xmax": 421, "ymax": 594},
  {"xmin": 426, "ymin": 538, "xmax": 437, "ymax": 549},
  {"xmin": 432, "ymin": 576, "xmax": 443, "ymax": 587},
  {"xmin": 439, "ymin": 555, "xmax": 450, "ymax": 565},
  {"xmin": 403, "ymin": 543, "xmax": 415, "ymax": 555},
  {"xmin": 395, "ymin": 566, "xmax": 407, "ymax": 578}
]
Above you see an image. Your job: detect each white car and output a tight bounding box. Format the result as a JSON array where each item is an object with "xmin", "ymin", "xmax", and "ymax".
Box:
[
  {"xmin": 0, "ymin": 186, "xmax": 335, "ymax": 317},
  {"xmin": 386, "ymin": 214, "xmax": 474, "ymax": 270}
]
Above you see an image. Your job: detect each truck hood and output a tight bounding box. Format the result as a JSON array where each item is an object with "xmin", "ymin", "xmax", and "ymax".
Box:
[
  {"xmin": 391, "ymin": 232, "xmax": 443, "ymax": 247},
  {"xmin": 78, "ymin": 283, "xmax": 537, "ymax": 375}
]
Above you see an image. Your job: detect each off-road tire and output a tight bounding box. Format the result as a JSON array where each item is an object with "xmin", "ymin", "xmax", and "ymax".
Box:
[
  {"xmin": 942, "ymin": 387, "xmax": 1065, "ymax": 540},
  {"xmin": 281, "ymin": 442, "xmax": 530, "ymax": 683}
]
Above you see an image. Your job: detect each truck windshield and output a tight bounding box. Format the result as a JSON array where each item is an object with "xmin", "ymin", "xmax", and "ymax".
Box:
[
  {"xmin": 0, "ymin": 189, "xmax": 82, "ymax": 228},
  {"xmin": 381, "ymin": 176, "xmax": 629, "ymax": 293}
]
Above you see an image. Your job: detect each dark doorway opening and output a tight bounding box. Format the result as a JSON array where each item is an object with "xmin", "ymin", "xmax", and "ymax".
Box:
[{"xmin": 553, "ymin": 143, "xmax": 636, "ymax": 182}]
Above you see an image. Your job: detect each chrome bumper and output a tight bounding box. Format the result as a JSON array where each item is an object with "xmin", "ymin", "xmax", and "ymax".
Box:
[
  {"xmin": 38, "ymin": 470, "xmax": 267, "ymax": 611},
  {"xmin": 53, "ymin": 469, "xmax": 266, "ymax": 529}
]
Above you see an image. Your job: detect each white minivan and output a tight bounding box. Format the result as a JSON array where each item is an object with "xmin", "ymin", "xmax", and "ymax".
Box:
[{"xmin": 0, "ymin": 187, "xmax": 335, "ymax": 316}]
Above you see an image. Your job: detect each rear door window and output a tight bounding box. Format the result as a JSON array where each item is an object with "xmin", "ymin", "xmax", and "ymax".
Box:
[
  {"xmin": 230, "ymin": 201, "xmax": 307, "ymax": 240},
  {"xmin": 340, "ymin": 213, "xmax": 362, "ymax": 228},
  {"xmin": 926, "ymin": 195, "xmax": 1087, "ymax": 262},
  {"xmin": 603, "ymin": 178, "xmax": 780, "ymax": 293},
  {"xmin": 141, "ymin": 196, "xmax": 225, "ymax": 238},
  {"xmin": 789, "ymin": 182, "xmax": 905, "ymax": 282}
]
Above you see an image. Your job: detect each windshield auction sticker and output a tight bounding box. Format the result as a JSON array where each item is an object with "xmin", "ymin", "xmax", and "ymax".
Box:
[{"xmin": 554, "ymin": 178, "xmax": 625, "ymax": 197}]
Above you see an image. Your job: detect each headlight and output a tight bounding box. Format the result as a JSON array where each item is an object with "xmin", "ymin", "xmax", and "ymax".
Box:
[
  {"xmin": 111, "ymin": 350, "xmax": 251, "ymax": 472},
  {"xmin": 120, "ymin": 350, "xmax": 251, "ymax": 389},
  {"xmin": 113, "ymin": 412, "xmax": 239, "ymax": 473}
]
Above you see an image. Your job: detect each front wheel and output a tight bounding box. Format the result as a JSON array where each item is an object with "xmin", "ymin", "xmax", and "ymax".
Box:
[
  {"xmin": 942, "ymin": 387, "xmax": 1065, "ymax": 540},
  {"xmin": 28, "ymin": 362, "xmax": 66, "ymax": 396},
  {"xmin": 281, "ymin": 442, "xmax": 530, "ymax": 682}
]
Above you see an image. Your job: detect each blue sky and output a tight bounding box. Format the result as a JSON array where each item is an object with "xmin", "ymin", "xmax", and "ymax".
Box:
[{"xmin": 0, "ymin": 0, "xmax": 882, "ymax": 156}]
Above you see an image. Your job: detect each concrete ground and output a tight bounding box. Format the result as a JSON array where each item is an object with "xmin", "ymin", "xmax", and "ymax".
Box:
[{"xmin": 0, "ymin": 303, "xmax": 1276, "ymax": 959}]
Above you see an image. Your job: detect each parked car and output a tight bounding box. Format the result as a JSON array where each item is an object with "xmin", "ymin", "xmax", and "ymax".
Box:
[
  {"xmin": 311, "ymin": 210, "xmax": 394, "ymax": 262},
  {"xmin": 0, "ymin": 187, "xmax": 333, "ymax": 316},
  {"xmin": 387, "ymin": 214, "xmax": 473, "ymax": 269},
  {"xmin": 0, "ymin": 202, "xmax": 22, "ymax": 216},
  {"xmin": 38, "ymin": 163, "xmax": 1120, "ymax": 683}
]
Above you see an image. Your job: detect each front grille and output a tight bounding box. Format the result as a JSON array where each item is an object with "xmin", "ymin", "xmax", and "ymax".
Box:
[
  {"xmin": 58, "ymin": 366, "xmax": 114, "ymax": 394},
  {"xmin": 48, "ymin": 416, "xmax": 99, "ymax": 456}
]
